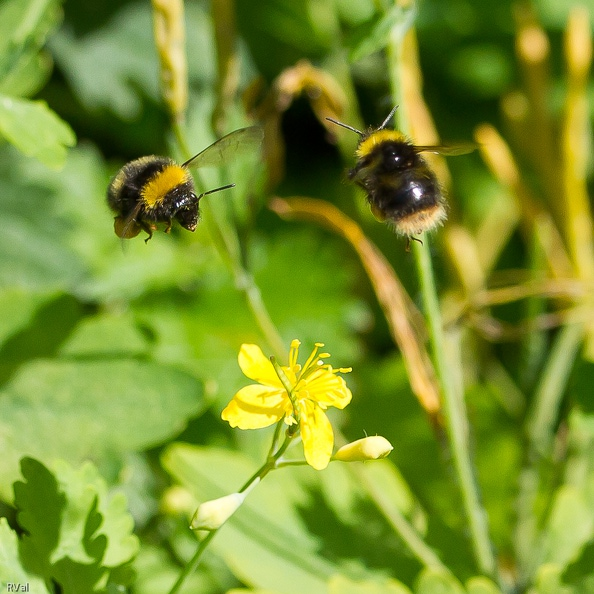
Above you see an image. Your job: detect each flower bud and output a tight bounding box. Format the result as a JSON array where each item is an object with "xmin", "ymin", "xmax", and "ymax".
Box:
[
  {"xmin": 190, "ymin": 492, "xmax": 246, "ymax": 531},
  {"xmin": 161, "ymin": 485, "xmax": 195, "ymax": 515},
  {"xmin": 334, "ymin": 436, "xmax": 393, "ymax": 462}
]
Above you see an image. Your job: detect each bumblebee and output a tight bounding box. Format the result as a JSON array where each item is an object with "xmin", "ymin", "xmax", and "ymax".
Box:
[
  {"xmin": 107, "ymin": 126, "xmax": 263, "ymax": 242},
  {"xmin": 327, "ymin": 107, "xmax": 475, "ymax": 238}
]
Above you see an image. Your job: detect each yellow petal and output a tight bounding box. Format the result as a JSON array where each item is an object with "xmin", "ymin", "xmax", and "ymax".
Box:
[
  {"xmin": 299, "ymin": 400, "xmax": 334, "ymax": 470},
  {"xmin": 233, "ymin": 384, "xmax": 286, "ymax": 407},
  {"xmin": 221, "ymin": 387, "xmax": 286, "ymax": 429},
  {"xmin": 301, "ymin": 369, "xmax": 352, "ymax": 409},
  {"xmin": 238, "ymin": 343, "xmax": 280, "ymax": 386}
]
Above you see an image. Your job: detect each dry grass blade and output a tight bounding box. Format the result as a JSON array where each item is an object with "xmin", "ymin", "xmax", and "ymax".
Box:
[{"xmin": 151, "ymin": 0, "xmax": 187, "ymax": 121}]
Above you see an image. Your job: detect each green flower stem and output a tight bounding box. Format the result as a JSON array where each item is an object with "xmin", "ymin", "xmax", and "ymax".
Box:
[
  {"xmin": 413, "ymin": 237, "xmax": 496, "ymax": 577},
  {"xmin": 385, "ymin": 13, "xmax": 496, "ymax": 577},
  {"xmin": 240, "ymin": 433, "xmax": 295, "ymax": 492},
  {"xmin": 168, "ymin": 531, "xmax": 216, "ymax": 594},
  {"xmin": 267, "ymin": 419, "xmax": 285, "ymax": 458},
  {"xmin": 168, "ymin": 429, "xmax": 293, "ymax": 594},
  {"xmin": 171, "ymin": 119, "xmax": 286, "ymax": 360}
]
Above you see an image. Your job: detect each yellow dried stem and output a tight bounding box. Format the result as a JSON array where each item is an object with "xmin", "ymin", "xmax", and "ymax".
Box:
[
  {"xmin": 514, "ymin": 8, "xmax": 560, "ymax": 210},
  {"xmin": 152, "ymin": 0, "xmax": 188, "ymax": 121},
  {"xmin": 474, "ymin": 278, "xmax": 585, "ymax": 308},
  {"xmin": 562, "ymin": 6, "xmax": 594, "ymax": 277},
  {"xmin": 275, "ymin": 60, "xmax": 347, "ymax": 129},
  {"xmin": 562, "ymin": 6, "xmax": 594, "ymax": 357},
  {"xmin": 443, "ymin": 224, "xmax": 486, "ymax": 294},
  {"xmin": 246, "ymin": 61, "xmax": 349, "ymax": 189},
  {"xmin": 269, "ymin": 196, "xmax": 442, "ymax": 417},
  {"xmin": 211, "ymin": 0, "xmax": 240, "ymax": 134}
]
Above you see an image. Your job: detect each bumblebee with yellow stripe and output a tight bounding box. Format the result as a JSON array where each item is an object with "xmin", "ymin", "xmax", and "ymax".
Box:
[
  {"xmin": 107, "ymin": 126, "xmax": 263, "ymax": 242},
  {"xmin": 327, "ymin": 107, "xmax": 475, "ymax": 241}
]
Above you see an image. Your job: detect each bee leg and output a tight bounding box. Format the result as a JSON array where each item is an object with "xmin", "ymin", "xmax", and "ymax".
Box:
[
  {"xmin": 164, "ymin": 220, "xmax": 172, "ymax": 234},
  {"xmin": 141, "ymin": 221, "xmax": 154, "ymax": 243}
]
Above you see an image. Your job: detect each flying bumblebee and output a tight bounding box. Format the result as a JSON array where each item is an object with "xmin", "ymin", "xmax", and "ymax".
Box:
[
  {"xmin": 326, "ymin": 107, "xmax": 475, "ymax": 239},
  {"xmin": 107, "ymin": 126, "xmax": 264, "ymax": 242}
]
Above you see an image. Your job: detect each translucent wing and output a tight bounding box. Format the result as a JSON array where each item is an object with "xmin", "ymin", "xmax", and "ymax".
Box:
[
  {"xmin": 182, "ymin": 126, "xmax": 264, "ymax": 169},
  {"xmin": 414, "ymin": 142, "xmax": 477, "ymax": 156}
]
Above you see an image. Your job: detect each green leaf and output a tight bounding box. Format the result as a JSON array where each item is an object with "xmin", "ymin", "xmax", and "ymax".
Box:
[
  {"xmin": 50, "ymin": 3, "xmax": 214, "ymax": 119},
  {"xmin": 0, "ymin": 95, "xmax": 75, "ymax": 169},
  {"xmin": 448, "ymin": 44, "xmax": 514, "ymax": 99},
  {"xmin": 0, "ymin": 288, "xmax": 56, "ymax": 348},
  {"xmin": 14, "ymin": 457, "xmax": 137, "ymax": 593},
  {"xmin": 253, "ymin": 230, "xmax": 367, "ymax": 363},
  {"xmin": 14, "ymin": 457, "xmax": 64, "ymax": 576},
  {"xmin": 540, "ymin": 486, "xmax": 594, "ymax": 569},
  {"xmin": 465, "ymin": 576, "xmax": 504, "ymax": 594},
  {"xmin": 0, "ymin": 360, "xmax": 204, "ymax": 501},
  {"xmin": 571, "ymin": 361, "xmax": 594, "ymax": 413},
  {"xmin": 317, "ymin": 460, "xmax": 426, "ymax": 538},
  {"xmin": 134, "ymin": 544, "xmax": 215, "ymax": 594},
  {"xmin": 0, "ymin": 49, "xmax": 52, "ymax": 98},
  {"xmin": 563, "ymin": 540, "xmax": 594, "ymax": 591},
  {"xmin": 58, "ymin": 311, "xmax": 151, "ymax": 357},
  {"xmin": 415, "ymin": 569, "xmax": 465, "ymax": 594},
  {"xmin": 162, "ymin": 444, "xmax": 343, "ymax": 594},
  {"xmin": 50, "ymin": 459, "xmax": 139, "ymax": 568},
  {"xmin": 349, "ymin": 4, "xmax": 416, "ymax": 62},
  {"xmin": 0, "ymin": 0, "xmax": 61, "ymax": 84},
  {"xmin": 0, "ymin": 517, "xmax": 50, "ymax": 593},
  {"xmin": 329, "ymin": 574, "xmax": 412, "ymax": 594},
  {"xmin": 528, "ymin": 564, "xmax": 574, "ymax": 594}
]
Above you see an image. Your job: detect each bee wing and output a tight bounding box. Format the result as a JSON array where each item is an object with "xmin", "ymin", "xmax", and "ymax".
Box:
[
  {"xmin": 414, "ymin": 142, "xmax": 477, "ymax": 156},
  {"xmin": 182, "ymin": 126, "xmax": 264, "ymax": 169}
]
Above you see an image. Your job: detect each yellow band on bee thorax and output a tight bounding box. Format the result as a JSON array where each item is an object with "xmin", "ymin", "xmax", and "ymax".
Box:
[
  {"xmin": 356, "ymin": 129, "xmax": 408, "ymax": 159},
  {"xmin": 141, "ymin": 164, "xmax": 191, "ymax": 207}
]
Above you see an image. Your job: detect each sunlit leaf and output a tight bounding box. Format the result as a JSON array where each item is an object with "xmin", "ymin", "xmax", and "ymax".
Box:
[
  {"xmin": 14, "ymin": 457, "xmax": 137, "ymax": 593},
  {"xmin": 415, "ymin": 569, "xmax": 465, "ymax": 594},
  {"xmin": 0, "ymin": 360, "xmax": 204, "ymax": 501},
  {"xmin": 163, "ymin": 444, "xmax": 397, "ymax": 594},
  {"xmin": 349, "ymin": 4, "xmax": 416, "ymax": 62},
  {"xmin": 0, "ymin": 517, "xmax": 50, "ymax": 593},
  {"xmin": 329, "ymin": 574, "xmax": 412, "ymax": 594},
  {"xmin": 466, "ymin": 576, "xmax": 505, "ymax": 594},
  {"xmin": 0, "ymin": 94, "xmax": 75, "ymax": 169},
  {"xmin": 540, "ymin": 486, "xmax": 594, "ymax": 570},
  {"xmin": 50, "ymin": 3, "xmax": 215, "ymax": 119},
  {"xmin": 0, "ymin": 0, "xmax": 61, "ymax": 83}
]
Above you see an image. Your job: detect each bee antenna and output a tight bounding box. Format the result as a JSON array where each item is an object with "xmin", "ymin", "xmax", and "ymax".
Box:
[
  {"xmin": 325, "ymin": 117, "xmax": 363, "ymax": 136},
  {"xmin": 379, "ymin": 105, "xmax": 399, "ymax": 130},
  {"xmin": 200, "ymin": 183, "xmax": 235, "ymax": 198}
]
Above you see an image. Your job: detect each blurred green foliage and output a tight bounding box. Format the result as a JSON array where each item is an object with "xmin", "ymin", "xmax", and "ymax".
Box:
[{"xmin": 1, "ymin": 0, "xmax": 594, "ymax": 593}]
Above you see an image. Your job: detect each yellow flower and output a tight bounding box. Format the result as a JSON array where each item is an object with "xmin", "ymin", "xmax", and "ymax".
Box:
[{"xmin": 222, "ymin": 340, "xmax": 352, "ymax": 470}]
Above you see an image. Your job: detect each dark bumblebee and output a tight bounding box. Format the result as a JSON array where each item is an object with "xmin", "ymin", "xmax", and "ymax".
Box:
[
  {"xmin": 107, "ymin": 126, "xmax": 263, "ymax": 242},
  {"xmin": 327, "ymin": 107, "xmax": 474, "ymax": 237}
]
